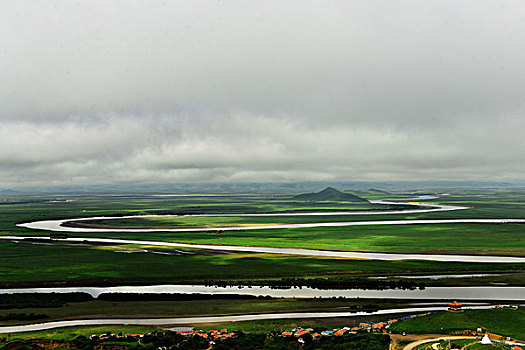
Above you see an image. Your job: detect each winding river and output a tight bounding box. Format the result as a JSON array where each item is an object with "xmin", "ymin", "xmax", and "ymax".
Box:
[
  {"xmin": 0, "ymin": 305, "xmax": 498, "ymax": 334},
  {"xmin": 1, "ymin": 284, "xmax": 524, "ymax": 300},
  {"xmin": 7, "ymin": 198, "xmax": 525, "ymax": 263},
  {"xmin": 0, "ymin": 284, "xmax": 522, "ymax": 333},
  {"xmin": 2, "ymin": 197, "xmax": 525, "ymax": 333},
  {"xmin": 16, "ymin": 200, "xmax": 472, "ymax": 233},
  {"xmin": 2, "ymin": 235, "xmax": 525, "ymax": 263}
]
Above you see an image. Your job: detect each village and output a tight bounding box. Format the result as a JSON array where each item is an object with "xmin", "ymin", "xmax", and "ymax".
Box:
[
  {"xmin": 87, "ymin": 310, "xmax": 423, "ymax": 342},
  {"xmin": 81, "ymin": 302, "xmax": 524, "ymax": 350}
]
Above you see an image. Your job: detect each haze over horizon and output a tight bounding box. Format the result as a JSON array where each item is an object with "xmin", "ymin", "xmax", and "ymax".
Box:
[{"xmin": 2, "ymin": 1, "xmax": 525, "ymax": 186}]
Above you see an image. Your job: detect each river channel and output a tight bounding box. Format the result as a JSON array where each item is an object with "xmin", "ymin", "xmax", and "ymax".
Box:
[
  {"xmin": 0, "ymin": 304, "xmax": 500, "ymax": 334},
  {"xmin": 1, "ymin": 284, "xmax": 524, "ymax": 300}
]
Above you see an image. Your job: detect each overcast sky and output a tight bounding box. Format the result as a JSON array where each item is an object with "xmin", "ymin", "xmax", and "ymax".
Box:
[{"xmin": 1, "ymin": 1, "xmax": 525, "ymax": 186}]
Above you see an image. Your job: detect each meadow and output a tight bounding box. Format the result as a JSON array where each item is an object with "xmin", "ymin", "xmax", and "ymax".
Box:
[
  {"xmin": 62, "ymin": 220, "xmax": 525, "ymax": 256},
  {"xmin": 415, "ymin": 339, "xmax": 518, "ymax": 350},
  {"xmin": 0, "ymin": 188, "xmax": 524, "ymax": 288},
  {"xmin": 2, "ymin": 241, "xmax": 512, "ymax": 287},
  {"xmin": 0, "ymin": 296, "xmax": 406, "ymax": 326},
  {"xmin": 390, "ymin": 307, "xmax": 525, "ymax": 340}
]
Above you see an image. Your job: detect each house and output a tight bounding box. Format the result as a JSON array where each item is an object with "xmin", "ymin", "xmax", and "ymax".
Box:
[
  {"xmin": 178, "ymin": 331, "xmax": 195, "ymax": 336},
  {"xmin": 295, "ymin": 330, "xmax": 309, "ymax": 337},
  {"xmin": 334, "ymin": 329, "xmax": 346, "ymax": 336},
  {"xmin": 373, "ymin": 322, "xmax": 385, "ymax": 331}
]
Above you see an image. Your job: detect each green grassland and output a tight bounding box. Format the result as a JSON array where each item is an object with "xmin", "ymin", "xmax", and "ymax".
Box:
[
  {"xmin": 2, "ymin": 190, "xmax": 524, "ymax": 257},
  {"xmin": 0, "ymin": 297, "xmax": 407, "ymax": 326},
  {"xmin": 0, "ymin": 192, "xmax": 525, "ymax": 256},
  {"xmin": 415, "ymin": 339, "xmax": 519, "ymax": 350},
  {"xmin": 1, "ymin": 189, "xmax": 525, "ymax": 287},
  {"xmin": 2, "ymin": 241, "xmax": 513, "ymax": 286},
  {"xmin": 391, "ymin": 307, "xmax": 525, "ymax": 340},
  {"xmin": 0, "ymin": 325, "xmax": 158, "ymax": 341},
  {"xmin": 60, "ymin": 220, "xmax": 525, "ymax": 257}
]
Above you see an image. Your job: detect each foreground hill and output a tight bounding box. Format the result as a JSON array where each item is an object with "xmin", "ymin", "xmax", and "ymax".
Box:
[
  {"xmin": 390, "ymin": 307, "xmax": 525, "ymax": 341},
  {"xmin": 294, "ymin": 187, "xmax": 369, "ymax": 202}
]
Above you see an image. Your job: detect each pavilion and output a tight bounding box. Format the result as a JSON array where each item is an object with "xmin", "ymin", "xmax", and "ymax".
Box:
[{"xmin": 447, "ymin": 301, "xmax": 463, "ymax": 312}]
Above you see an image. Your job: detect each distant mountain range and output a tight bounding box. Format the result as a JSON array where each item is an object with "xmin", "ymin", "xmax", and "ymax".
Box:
[
  {"xmin": 4, "ymin": 180, "xmax": 525, "ymax": 195},
  {"xmin": 293, "ymin": 187, "xmax": 369, "ymax": 202}
]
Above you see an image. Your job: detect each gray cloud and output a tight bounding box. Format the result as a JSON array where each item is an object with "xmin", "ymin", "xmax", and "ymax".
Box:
[{"xmin": 1, "ymin": 0, "xmax": 525, "ymax": 185}]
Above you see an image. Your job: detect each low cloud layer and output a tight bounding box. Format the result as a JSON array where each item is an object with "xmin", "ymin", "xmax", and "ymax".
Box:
[{"xmin": 1, "ymin": 1, "xmax": 525, "ymax": 186}]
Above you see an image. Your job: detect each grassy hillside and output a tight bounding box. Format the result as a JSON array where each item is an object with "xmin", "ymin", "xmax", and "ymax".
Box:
[{"xmin": 390, "ymin": 307, "xmax": 525, "ymax": 340}]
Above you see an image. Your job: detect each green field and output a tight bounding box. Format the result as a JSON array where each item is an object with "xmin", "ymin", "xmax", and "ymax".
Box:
[
  {"xmin": 0, "ymin": 297, "xmax": 406, "ymax": 326},
  {"xmin": 391, "ymin": 307, "xmax": 525, "ymax": 340},
  {"xmin": 2, "ymin": 191, "xmax": 525, "ymax": 257},
  {"xmin": 59, "ymin": 220, "xmax": 525, "ymax": 256},
  {"xmin": 0, "ymin": 325, "xmax": 158, "ymax": 341},
  {"xmin": 3, "ymin": 241, "xmax": 514, "ymax": 286},
  {"xmin": 415, "ymin": 339, "xmax": 519, "ymax": 350},
  {"xmin": 1, "ymin": 189, "xmax": 525, "ymax": 288}
]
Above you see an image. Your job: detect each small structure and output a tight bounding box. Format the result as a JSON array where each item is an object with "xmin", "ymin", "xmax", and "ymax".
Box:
[
  {"xmin": 333, "ymin": 329, "xmax": 346, "ymax": 336},
  {"xmin": 481, "ymin": 334, "xmax": 492, "ymax": 344},
  {"xmin": 373, "ymin": 322, "xmax": 385, "ymax": 331},
  {"xmin": 447, "ymin": 301, "xmax": 463, "ymax": 312},
  {"xmin": 295, "ymin": 329, "xmax": 309, "ymax": 337}
]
